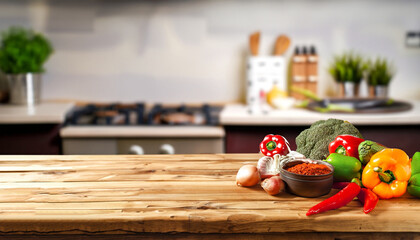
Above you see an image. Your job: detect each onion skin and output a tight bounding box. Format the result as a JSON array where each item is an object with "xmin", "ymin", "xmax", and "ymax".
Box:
[
  {"xmin": 236, "ymin": 165, "xmax": 260, "ymax": 187},
  {"xmin": 260, "ymin": 172, "xmax": 279, "ymax": 180},
  {"xmin": 261, "ymin": 176, "xmax": 285, "ymax": 195}
]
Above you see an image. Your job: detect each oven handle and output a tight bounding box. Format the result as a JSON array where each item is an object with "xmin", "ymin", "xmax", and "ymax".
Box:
[
  {"xmin": 160, "ymin": 144, "xmax": 175, "ymax": 154},
  {"xmin": 129, "ymin": 145, "xmax": 144, "ymax": 155}
]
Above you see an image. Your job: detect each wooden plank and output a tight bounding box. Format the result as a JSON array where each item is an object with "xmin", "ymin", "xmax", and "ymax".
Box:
[
  {"xmin": 0, "ymin": 198, "xmax": 417, "ymax": 211},
  {"xmin": 0, "ymin": 192, "xmax": 307, "ymax": 203},
  {"xmin": 0, "ymin": 162, "xmax": 252, "ymax": 172},
  {"xmin": 0, "ymin": 154, "xmax": 259, "ymax": 162},
  {"xmin": 0, "ymin": 180, "xmax": 244, "ymax": 189},
  {"xmin": 0, "ymin": 172, "xmax": 236, "ymax": 182},
  {"xmin": 0, "ymin": 192, "xmax": 416, "ymax": 204},
  {"xmin": 1, "ymin": 233, "xmax": 420, "ymax": 240},
  {"xmin": 0, "ymin": 207, "xmax": 418, "ymax": 233}
]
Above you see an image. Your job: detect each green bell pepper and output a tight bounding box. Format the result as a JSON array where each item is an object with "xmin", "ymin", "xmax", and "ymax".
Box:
[
  {"xmin": 411, "ymin": 152, "xmax": 420, "ymax": 176},
  {"xmin": 408, "ymin": 152, "xmax": 420, "ymax": 198},
  {"xmin": 324, "ymin": 153, "xmax": 362, "ymax": 182}
]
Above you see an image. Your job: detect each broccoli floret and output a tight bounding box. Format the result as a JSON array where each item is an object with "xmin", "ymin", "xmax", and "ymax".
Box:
[{"xmin": 296, "ymin": 119, "xmax": 362, "ymax": 160}]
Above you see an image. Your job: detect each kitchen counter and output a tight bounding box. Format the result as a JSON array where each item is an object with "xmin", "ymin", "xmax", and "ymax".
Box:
[
  {"xmin": 0, "ymin": 102, "xmax": 74, "ymax": 154},
  {"xmin": 220, "ymin": 101, "xmax": 420, "ymax": 126},
  {"xmin": 0, "ymin": 102, "xmax": 74, "ymax": 124},
  {"xmin": 0, "ymin": 154, "xmax": 419, "ymax": 239}
]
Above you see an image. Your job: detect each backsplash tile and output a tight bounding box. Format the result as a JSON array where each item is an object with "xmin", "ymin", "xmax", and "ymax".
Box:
[{"xmin": 0, "ymin": 0, "xmax": 419, "ymax": 103}]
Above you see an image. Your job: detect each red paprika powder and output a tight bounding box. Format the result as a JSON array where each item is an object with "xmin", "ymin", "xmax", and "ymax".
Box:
[{"xmin": 286, "ymin": 163, "xmax": 331, "ymax": 176}]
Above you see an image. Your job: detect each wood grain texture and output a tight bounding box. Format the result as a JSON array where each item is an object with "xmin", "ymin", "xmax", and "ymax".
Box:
[
  {"xmin": 249, "ymin": 32, "xmax": 260, "ymax": 56},
  {"xmin": 0, "ymin": 154, "xmax": 419, "ymax": 236},
  {"xmin": 1, "ymin": 233, "xmax": 420, "ymax": 240},
  {"xmin": 274, "ymin": 35, "xmax": 291, "ymax": 55}
]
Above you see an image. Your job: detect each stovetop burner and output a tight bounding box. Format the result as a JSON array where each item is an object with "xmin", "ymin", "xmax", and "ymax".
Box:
[
  {"xmin": 65, "ymin": 103, "xmax": 222, "ymax": 126},
  {"xmin": 147, "ymin": 104, "xmax": 221, "ymax": 125}
]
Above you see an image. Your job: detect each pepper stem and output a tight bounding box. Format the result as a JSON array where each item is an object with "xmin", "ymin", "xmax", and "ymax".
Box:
[
  {"xmin": 335, "ymin": 145, "xmax": 347, "ymax": 155},
  {"xmin": 351, "ymin": 178, "xmax": 362, "ymax": 187},
  {"xmin": 373, "ymin": 167, "xmax": 395, "ymax": 184},
  {"xmin": 266, "ymin": 141, "xmax": 277, "ymax": 151}
]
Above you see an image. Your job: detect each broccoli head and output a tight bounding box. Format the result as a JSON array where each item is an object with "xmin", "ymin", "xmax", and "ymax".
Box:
[{"xmin": 296, "ymin": 119, "xmax": 363, "ymax": 160}]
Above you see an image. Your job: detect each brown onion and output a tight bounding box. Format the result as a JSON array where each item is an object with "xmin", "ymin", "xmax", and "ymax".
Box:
[
  {"xmin": 236, "ymin": 165, "xmax": 260, "ymax": 187},
  {"xmin": 261, "ymin": 176, "xmax": 285, "ymax": 195}
]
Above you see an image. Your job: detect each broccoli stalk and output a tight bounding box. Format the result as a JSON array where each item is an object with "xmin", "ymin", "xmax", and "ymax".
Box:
[{"xmin": 296, "ymin": 119, "xmax": 363, "ymax": 160}]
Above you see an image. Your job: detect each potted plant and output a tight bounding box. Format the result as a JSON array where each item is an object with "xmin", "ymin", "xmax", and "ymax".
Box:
[
  {"xmin": 366, "ymin": 58, "xmax": 394, "ymax": 98},
  {"xmin": 329, "ymin": 53, "xmax": 366, "ymax": 98},
  {"xmin": 0, "ymin": 27, "xmax": 53, "ymax": 105}
]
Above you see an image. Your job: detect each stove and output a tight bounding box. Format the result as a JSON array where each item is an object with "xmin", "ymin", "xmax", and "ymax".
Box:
[
  {"xmin": 60, "ymin": 103, "xmax": 225, "ymax": 155},
  {"xmin": 66, "ymin": 103, "xmax": 146, "ymax": 126},
  {"xmin": 65, "ymin": 103, "xmax": 221, "ymax": 126}
]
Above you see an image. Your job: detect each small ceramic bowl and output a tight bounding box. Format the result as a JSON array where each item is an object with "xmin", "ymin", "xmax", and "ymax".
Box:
[{"xmin": 280, "ymin": 159, "xmax": 334, "ymax": 198}]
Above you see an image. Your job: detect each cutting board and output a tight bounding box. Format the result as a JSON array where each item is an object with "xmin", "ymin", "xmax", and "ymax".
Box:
[{"xmin": 307, "ymin": 98, "xmax": 412, "ymax": 113}]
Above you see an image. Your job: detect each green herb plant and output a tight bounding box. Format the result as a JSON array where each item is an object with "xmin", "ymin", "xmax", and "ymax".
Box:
[
  {"xmin": 366, "ymin": 58, "xmax": 394, "ymax": 86},
  {"xmin": 329, "ymin": 53, "xmax": 367, "ymax": 84},
  {"xmin": 0, "ymin": 27, "xmax": 53, "ymax": 74}
]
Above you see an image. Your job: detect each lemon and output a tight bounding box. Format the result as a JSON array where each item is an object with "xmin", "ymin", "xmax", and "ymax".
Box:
[{"xmin": 266, "ymin": 86, "xmax": 288, "ymax": 106}]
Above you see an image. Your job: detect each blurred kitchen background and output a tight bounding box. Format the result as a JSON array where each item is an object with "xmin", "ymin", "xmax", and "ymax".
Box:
[{"xmin": 0, "ymin": 0, "xmax": 419, "ymax": 156}]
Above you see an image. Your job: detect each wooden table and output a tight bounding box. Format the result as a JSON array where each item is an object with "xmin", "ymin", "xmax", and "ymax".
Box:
[{"xmin": 0, "ymin": 154, "xmax": 419, "ymax": 240}]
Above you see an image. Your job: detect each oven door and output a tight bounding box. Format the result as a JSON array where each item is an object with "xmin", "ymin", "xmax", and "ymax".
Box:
[{"xmin": 60, "ymin": 126, "xmax": 225, "ymax": 154}]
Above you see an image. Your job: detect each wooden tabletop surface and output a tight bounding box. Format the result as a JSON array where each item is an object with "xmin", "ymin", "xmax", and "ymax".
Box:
[{"xmin": 0, "ymin": 154, "xmax": 419, "ymax": 237}]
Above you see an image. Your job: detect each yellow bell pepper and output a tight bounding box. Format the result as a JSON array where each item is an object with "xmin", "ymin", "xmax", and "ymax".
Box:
[{"xmin": 362, "ymin": 148, "xmax": 411, "ymax": 199}]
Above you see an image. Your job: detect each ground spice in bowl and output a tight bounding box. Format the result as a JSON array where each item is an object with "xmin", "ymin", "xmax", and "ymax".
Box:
[{"xmin": 285, "ymin": 162, "xmax": 331, "ymax": 176}]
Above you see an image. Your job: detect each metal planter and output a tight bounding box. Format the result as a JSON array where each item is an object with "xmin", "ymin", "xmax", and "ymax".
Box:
[
  {"xmin": 368, "ymin": 85, "xmax": 389, "ymax": 98},
  {"xmin": 7, "ymin": 73, "xmax": 42, "ymax": 105},
  {"xmin": 339, "ymin": 82, "xmax": 360, "ymax": 98}
]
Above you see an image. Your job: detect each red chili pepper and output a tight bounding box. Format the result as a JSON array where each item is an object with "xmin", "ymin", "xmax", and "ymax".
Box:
[
  {"xmin": 328, "ymin": 135, "xmax": 364, "ymax": 158},
  {"xmin": 306, "ymin": 182, "xmax": 361, "ymax": 216},
  {"xmin": 259, "ymin": 134, "xmax": 290, "ymax": 157},
  {"xmin": 357, "ymin": 188, "xmax": 379, "ymax": 214},
  {"xmin": 332, "ymin": 182, "xmax": 350, "ymax": 190}
]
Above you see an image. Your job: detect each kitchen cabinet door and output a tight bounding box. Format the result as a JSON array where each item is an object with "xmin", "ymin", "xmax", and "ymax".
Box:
[
  {"xmin": 225, "ymin": 125, "xmax": 305, "ymax": 154},
  {"xmin": 0, "ymin": 124, "xmax": 61, "ymax": 154},
  {"xmin": 225, "ymin": 125, "xmax": 420, "ymax": 157}
]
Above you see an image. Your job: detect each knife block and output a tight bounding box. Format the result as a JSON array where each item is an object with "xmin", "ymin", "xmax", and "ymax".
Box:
[{"xmin": 246, "ymin": 56, "xmax": 287, "ymax": 114}]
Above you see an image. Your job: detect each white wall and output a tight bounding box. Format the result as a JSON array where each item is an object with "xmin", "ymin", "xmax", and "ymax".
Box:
[{"xmin": 0, "ymin": 0, "xmax": 419, "ymax": 103}]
